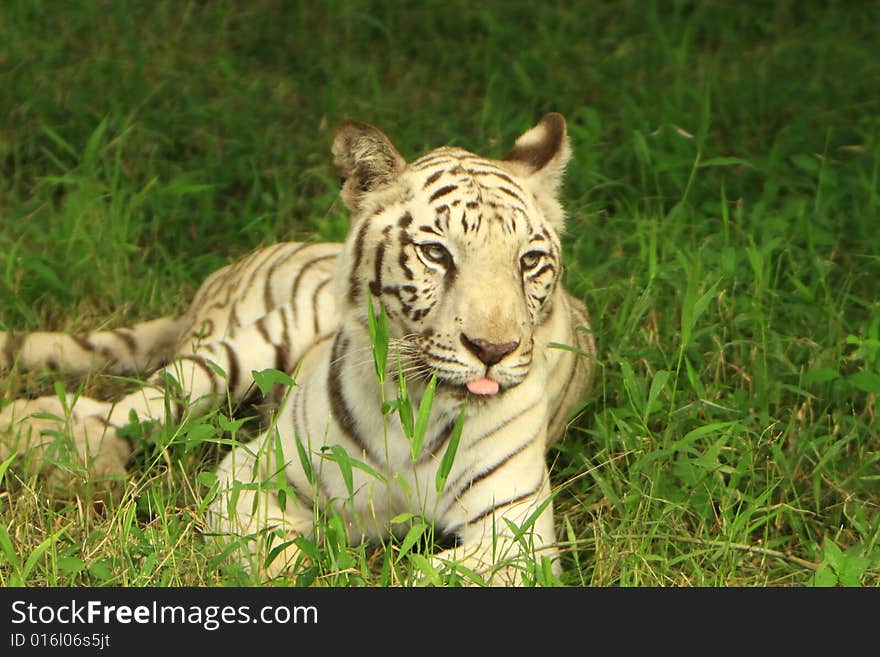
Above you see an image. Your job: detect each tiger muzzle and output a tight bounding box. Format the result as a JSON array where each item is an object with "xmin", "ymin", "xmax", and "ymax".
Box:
[{"xmin": 460, "ymin": 334, "xmax": 520, "ymax": 367}]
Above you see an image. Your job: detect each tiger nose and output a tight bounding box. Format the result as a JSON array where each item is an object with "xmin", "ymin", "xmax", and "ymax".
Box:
[{"xmin": 460, "ymin": 334, "xmax": 520, "ymax": 366}]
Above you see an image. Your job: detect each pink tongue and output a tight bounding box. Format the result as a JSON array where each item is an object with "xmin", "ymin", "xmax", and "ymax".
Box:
[{"xmin": 466, "ymin": 377, "xmax": 500, "ymax": 396}]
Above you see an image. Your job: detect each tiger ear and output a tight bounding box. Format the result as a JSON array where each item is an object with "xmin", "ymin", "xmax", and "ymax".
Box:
[
  {"xmin": 332, "ymin": 120, "xmax": 406, "ymax": 211},
  {"xmin": 502, "ymin": 113, "xmax": 571, "ymax": 197}
]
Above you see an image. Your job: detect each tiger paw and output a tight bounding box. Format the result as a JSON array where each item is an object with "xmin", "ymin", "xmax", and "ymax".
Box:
[
  {"xmin": 429, "ymin": 544, "xmax": 558, "ymax": 586},
  {"xmin": 0, "ymin": 395, "xmax": 130, "ymax": 493},
  {"xmin": 210, "ymin": 528, "xmax": 305, "ymax": 582},
  {"xmin": 428, "ymin": 544, "xmax": 500, "ymax": 586}
]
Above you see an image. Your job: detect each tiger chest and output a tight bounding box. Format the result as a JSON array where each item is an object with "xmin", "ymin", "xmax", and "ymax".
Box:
[{"xmin": 291, "ymin": 374, "xmax": 550, "ymax": 542}]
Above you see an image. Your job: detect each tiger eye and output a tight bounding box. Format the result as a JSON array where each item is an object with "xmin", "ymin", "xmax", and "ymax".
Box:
[
  {"xmin": 520, "ymin": 251, "xmax": 543, "ymax": 271},
  {"xmin": 419, "ymin": 243, "xmax": 452, "ymax": 267}
]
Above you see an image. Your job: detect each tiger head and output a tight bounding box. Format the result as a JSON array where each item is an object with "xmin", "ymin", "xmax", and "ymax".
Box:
[{"xmin": 332, "ymin": 114, "xmax": 571, "ymax": 399}]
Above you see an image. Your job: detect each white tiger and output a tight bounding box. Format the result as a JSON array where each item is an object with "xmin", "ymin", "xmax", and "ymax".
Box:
[{"xmin": 0, "ymin": 113, "xmax": 596, "ymax": 585}]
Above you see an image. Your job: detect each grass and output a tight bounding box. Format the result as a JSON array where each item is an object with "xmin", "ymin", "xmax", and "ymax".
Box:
[{"xmin": 1, "ymin": 0, "xmax": 878, "ymax": 586}]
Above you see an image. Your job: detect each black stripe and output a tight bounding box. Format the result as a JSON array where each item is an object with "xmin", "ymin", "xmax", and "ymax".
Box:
[
  {"xmin": 434, "ymin": 205, "xmax": 451, "ymax": 232},
  {"xmin": 468, "ymin": 168, "xmax": 523, "ymax": 191},
  {"xmin": 441, "ymin": 398, "xmax": 541, "ymax": 497},
  {"xmin": 449, "ymin": 437, "xmax": 535, "ymax": 499},
  {"xmin": 422, "ymin": 170, "xmax": 444, "ymax": 188},
  {"xmin": 410, "ymin": 303, "xmax": 435, "ymax": 321},
  {"xmin": 369, "ymin": 226, "xmax": 392, "ymax": 297},
  {"xmin": 178, "ymin": 355, "xmax": 220, "ymax": 395},
  {"xmin": 262, "ymin": 310, "xmax": 290, "ymax": 373},
  {"xmin": 424, "ymin": 350, "xmax": 466, "ymax": 365},
  {"xmin": 398, "ymin": 226, "xmax": 414, "ymax": 281},
  {"xmin": 212, "ymin": 254, "xmax": 250, "ymax": 309},
  {"xmin": 528, "ymin": 263, "xmax": 556, "ymax": 281},
  {"xmin": 263, "ymin": 243, "xmax": 310, "ymax": 310},
  {"xmin": 220, "ymin": 341, "xmax": 240, "ymax": 394},
  {"xmin": 240, "ymin": 243, "xmax": 291, "ymax": 311},
  {"xmin": 311, "ymin": 277, "xmax": 331, "ymax": 335},
  {"xmin": 461, "ymin": 210, "xmax": 469, "ymax": 233},
  {"xmin": 255, "ymin": 316, "xmax": 272, "ymax": 344},
  {"xmin": 274, "ymin": 345, "xmax": 290, "ymax": 373},
  {"xmin": 429, "ymin": 184, "xmax": 457, "ymax": 203},
  {"xmin": 291, "ymin": 383, "xmax": 307, "ymax": 447},
  {"xmin": 412, "ymin": 154, "xmax": 455, "ymax": 170},
  {"xmin": 193, "ymin": 267, "xmax": 230, "ymax": 309},
  {"xmin": 276, "ymin": 306, "xmax": 293, "ymax": 372},
  {"xmin": 444, "ymin": 481, "xmax": 544, "ymax": 538},
  {"xmin": 496, "ymin": 186, "xmax": 526, "ymax": 204},
  {"xmin": 193, "ymin": 318, "xmax": 215, "ymax": 342},
  {"xmin": 291, "ymin": 254, "xmax": 337, "ymax": 314},
  {"xmin": 507, "ymin": 211, "xmax": 519, "ymax": 234},
  {"xmin": 3, "ymin": 332, "xmax": 23, "ymax": 367},
  {"xmin": 228, "ymin": 303, "xmax": 242, "ymax": 336},
  {"xmin": 349, "ymin": 218, "xmax": 372, "ymax": 303},
  {"xmin": 472, "ymin": 398, "xmax": 541, "ymax": 449},
  {"xmin": 397, "ymin": 213, "xmax": 415, "ymax": 281},
  {"xmin": 417, "ymin": 416, "xmax": 457, "ymax": 465},
  {"xmin": 72, "ymin": 334, "xmax": 95, "ymax": 352},
  {"xmin": 326, "ymin": 334, "xmax": 378, "ymax": 463},
  {"xmin": 111, "ymin": 329, "xmax": 137, "ymax": 355}
]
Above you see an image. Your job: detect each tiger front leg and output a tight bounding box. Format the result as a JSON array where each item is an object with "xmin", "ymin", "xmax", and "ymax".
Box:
[
  {"xmin": 431, "ymin": 473, "xmax": 560, "ymax": 586},
  {"xmin": 207, "ymin": 435, "xmax": 316, "ymax": 581},
  {"xmin": 0, "ymin": 395, "xmax": 130, "ymax": 492}
]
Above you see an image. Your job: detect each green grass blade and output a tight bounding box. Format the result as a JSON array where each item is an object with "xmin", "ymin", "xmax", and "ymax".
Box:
[
  {"xmin": 436, "ymin": 407, "xmax": 466, "ymax": 493},
  {"xmin": 251, "ymin": 368, "xmax": 294, "ymax": 396},
  {"xmin": 272, "ymin": 428, "xmax": 288, "ymax": 511},
  {"xmin": 396, "ymin": 362, "xmax": 414, "ymax": 437},
  {"xmin": 293, "ymin": 430, "xmax": 314, "ymax": 486},
  {"xmin": 367, "ymin": 295, "xmax": 389, "ymax": 386},
  {"xmin": 22, "ymin": 526, "xmax": 69, "ymax": 582},
  {"xmin": 410, "ymin": 373, "xmax": 437, "ymax": 462},
  {"xmin": 323, "ymin": 445, "xmax": 354, "ymax": 497},
  {"xmin": 397, "ymin": 522, "xmax": 428, "ymax": 563}
]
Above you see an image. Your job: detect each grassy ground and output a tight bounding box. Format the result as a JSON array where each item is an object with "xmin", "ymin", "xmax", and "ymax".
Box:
[{"xmin": 1, "ymin": 0, "xmax": 878, "ymax": 586}]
